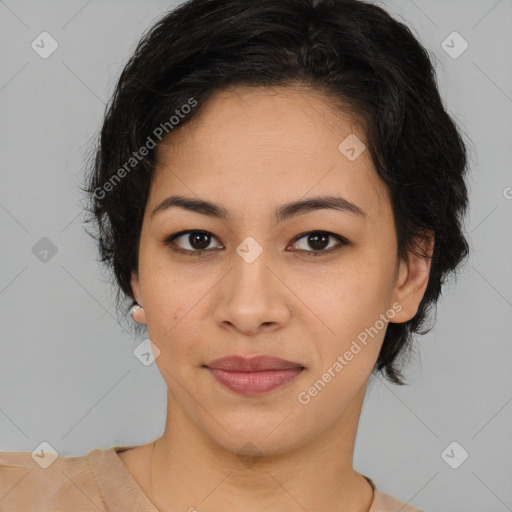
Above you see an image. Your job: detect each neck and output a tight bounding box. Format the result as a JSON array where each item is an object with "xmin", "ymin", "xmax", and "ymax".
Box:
[{"xmin": 147, "ymin": 384, "xmax": 373, "ymax": 512}]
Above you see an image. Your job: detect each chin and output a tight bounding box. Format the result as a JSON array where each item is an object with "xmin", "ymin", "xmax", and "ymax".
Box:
[{"xmin": 209, "ymin": 424, "xmax": 306, "ymax": 460}]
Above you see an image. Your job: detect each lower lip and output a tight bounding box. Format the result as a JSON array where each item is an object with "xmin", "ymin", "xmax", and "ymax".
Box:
[{"xmin": 207, "ymin": 368, "xmax": 304, "ymax": 396}]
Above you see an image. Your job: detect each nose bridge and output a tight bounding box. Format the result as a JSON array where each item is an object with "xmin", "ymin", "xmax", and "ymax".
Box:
[
  {"xmin": 230, "ymin": 240, "xmax": 276, "ymax": 303},
  {"xmin": 214, "ymin": 237, "xmax": 290, "ymax": 334}
]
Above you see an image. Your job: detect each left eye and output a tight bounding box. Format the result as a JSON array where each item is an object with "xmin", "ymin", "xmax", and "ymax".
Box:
[{"xmin": 289, "ymin": 231, "xmax": 348, "ymax": 254}]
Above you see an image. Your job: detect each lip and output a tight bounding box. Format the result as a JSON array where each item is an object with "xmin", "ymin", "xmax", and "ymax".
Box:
[
  {"xmin": 206, "ymin": 355, "xmax": 304, "ymax": 371},
  {"xmin": 204, "ymin": 355, "xmax": 305, "ymax": 396}
]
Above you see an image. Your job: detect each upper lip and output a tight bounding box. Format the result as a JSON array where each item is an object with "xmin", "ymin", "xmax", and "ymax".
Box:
[{"xmin": 205, "ymin": 355, "xmax": 304, "ymax": 371}]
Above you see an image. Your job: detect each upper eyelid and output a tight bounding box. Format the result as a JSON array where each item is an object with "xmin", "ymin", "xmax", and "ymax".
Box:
[
  {"xmin": 169, "ymin": 230, "xmax": 223, "ymax": 245},
  {"xmin": 291, "ymin": 231, "xmax": 348, "ymax": 244}
]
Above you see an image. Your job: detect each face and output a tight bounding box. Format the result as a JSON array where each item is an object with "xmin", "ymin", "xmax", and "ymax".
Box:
[{"xmin": 131, "ymin": 86, "xmax": 431, "ymax": 456}]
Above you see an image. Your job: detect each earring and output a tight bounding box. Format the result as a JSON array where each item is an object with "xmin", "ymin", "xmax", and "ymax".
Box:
[{"xmin": 129, "ymin": 303, "xmax": 143, "ymax": 323}]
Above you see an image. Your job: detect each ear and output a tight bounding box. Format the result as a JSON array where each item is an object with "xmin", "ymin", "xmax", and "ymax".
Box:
[
  {"xmin": 391, "ymin": 233, "xmax": 435, "ymax": 323},
  {"xmin": 130, "ymin": 271, "xmax": 147, "ymax": 324}
]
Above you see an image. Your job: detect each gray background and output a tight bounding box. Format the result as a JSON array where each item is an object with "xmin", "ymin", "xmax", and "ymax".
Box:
[{"xmin": 1, "ymin": 1, "xmax": 511, "ymax": 511}]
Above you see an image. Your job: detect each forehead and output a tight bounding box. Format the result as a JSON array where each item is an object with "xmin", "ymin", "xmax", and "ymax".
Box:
[{"xmin": 151, "ymin": 86, "xmax": 389, "ymax": 219}]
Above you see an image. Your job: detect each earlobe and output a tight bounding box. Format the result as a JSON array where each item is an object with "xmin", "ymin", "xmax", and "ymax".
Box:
[
  {"xmin": 130, "ymin": 271, "xmax": 147, "ymax": 324},
  {"xmin": 391, "ymin": 234, "xmax": 434, "ymax": 323}
]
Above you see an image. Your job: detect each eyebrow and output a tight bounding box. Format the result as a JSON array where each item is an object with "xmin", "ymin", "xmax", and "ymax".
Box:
[{"xmin": 150, "ymin": 194, "xmax": 366, "ymax": 222}]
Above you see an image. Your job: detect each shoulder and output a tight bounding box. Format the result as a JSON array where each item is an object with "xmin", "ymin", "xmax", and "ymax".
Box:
[
  {"xmin": 371, "ymin": 487, "xmax": 423, "ymax": 512},
  {"xmin": 364, "ymin": 476, "xmax": 423, "ymax": 512},
  {"xmin": 0, "ymin": 448, "xmax": 107, "ymax": 511}
]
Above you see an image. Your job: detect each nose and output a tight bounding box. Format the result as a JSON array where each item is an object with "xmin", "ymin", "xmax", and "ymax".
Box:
[{"xmin": 213, "ymin": 248, "xmax": 291, "ymax": 336}]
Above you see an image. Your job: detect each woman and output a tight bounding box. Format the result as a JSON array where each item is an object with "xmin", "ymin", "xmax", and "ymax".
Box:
[{"xmin": 0, "ymin": 0, "xmax": 469, "ymax": 510}]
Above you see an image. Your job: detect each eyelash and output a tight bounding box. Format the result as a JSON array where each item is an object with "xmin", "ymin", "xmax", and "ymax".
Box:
[{"xmin": 164, "ymin": 230, "xmax": 350, "ymax": 257}]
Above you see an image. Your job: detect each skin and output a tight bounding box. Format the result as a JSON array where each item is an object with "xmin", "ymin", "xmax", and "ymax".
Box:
[{"xmin": 123, "ymin": 85, "xmax": 433, "ymax": 512}]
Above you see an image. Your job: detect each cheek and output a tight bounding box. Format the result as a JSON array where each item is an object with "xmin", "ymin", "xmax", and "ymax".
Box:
[
  {"xmin": 140, "ymin": 267, "xmax": 213, "ymax": 369},
  {"xmin": 298, "ymin": 250, "xmax": 397, "ymax": 370},
  {"xmin": 305, "ymin": 252, "xmax": 395, "ymax": 323},
  {"xmin": 137, "ymin": 246, "xmax": 188, "ymax": 347},
  {"xmin": 139, "ymin": 239, "xmax": 200, "ymax": 312},
  {"xmin": 293, "ymin": 263, "xmax": 395, "ymax": 415}
]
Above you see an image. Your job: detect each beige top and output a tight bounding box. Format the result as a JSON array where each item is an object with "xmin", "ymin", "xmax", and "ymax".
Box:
[{"xmin": 0, "ymin": 446, "xmax": 422, "ymax": 511}]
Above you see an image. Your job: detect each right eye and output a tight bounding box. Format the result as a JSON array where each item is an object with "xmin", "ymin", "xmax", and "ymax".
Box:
[{"xmin": 164, "ymin": 230, "xmax": 224, "ymax": 256}]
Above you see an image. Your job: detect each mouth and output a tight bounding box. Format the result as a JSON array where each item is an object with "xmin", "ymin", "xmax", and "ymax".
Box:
[{"xmin": 204, "ymin": 355, "xmax": 305, "ymax": 396}]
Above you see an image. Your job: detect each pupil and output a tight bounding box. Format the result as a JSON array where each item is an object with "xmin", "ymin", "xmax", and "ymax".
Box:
[
  {"xmin": 309, "ymin": 232, "xmax": 328, "ymax": 250},
  {"xmin": 190, "ymin": 231, "xmax": 210, "ymax": 250}
]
